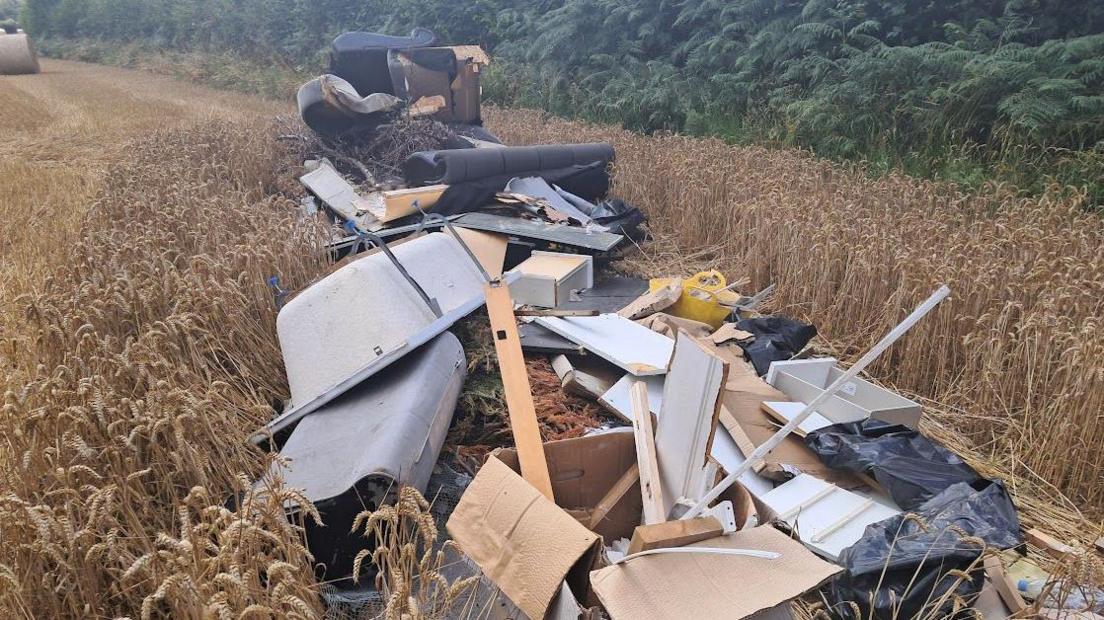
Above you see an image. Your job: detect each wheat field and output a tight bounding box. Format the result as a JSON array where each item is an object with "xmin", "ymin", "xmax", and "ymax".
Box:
[
  {"xmin": 486, "ymin": 107, "xmax": 1104, "ymax": 528},
  {"xmin": 2, "ymin": 60, "xmax": 1102, "ymax": 617}
]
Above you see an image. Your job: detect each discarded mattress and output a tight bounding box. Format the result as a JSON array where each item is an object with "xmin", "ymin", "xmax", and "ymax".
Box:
[
  {"xmin": 296, "ymin": 74, "xmax": 402, "ymax": 134},
  {"xmin": 261, "ymin": 232, "xmax": 487, "ymax": 439},
  {"xmin": 276, "ymin": 332, "xmax": 465, "ymax": 579},
  {"xmin": 402, "ymin": 143, "xmax": 615, "ymax": 186},
  {"xmin": 329, "ymin": 28, "xmax": 438, "ymax": 97}
]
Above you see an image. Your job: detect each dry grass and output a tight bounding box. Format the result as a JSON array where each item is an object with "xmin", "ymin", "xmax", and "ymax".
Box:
[{"xmin": 484, "ymin": 107, "xmax": 1104, "ymax": 534}]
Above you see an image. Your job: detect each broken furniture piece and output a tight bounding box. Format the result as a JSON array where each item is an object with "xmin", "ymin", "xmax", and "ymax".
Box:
[
  {"xmin": 300, "ymin": 159, "xmax": 376, "ymax": 228},
  {"xmin": 759, "ymin": 473, "xmax": 900, "ymax": 562},
  {"xmin": 297, "ymin": 74, "xmax": 402, "ymax": 135},
  {"xmin": 767, "ymin": 357, "xmax": 923, "ymax": 429},
  {"xmin": 272, "ymin": 332, "xmax": 465, "ymax": 580},
  {"xmin": 599, "ymin": 373, "xmax": 662, "ymax": 422},
  {"xmin": 362, "ymin": 184, "xmax": 448, "ymax": 224},
  {"xmin": 534, "ymin": 314, "xmax": 674, "ymax": 376},
  {"xmin": 506, "ymin": 250, "xmax": 593, "ymax": 309},
  {"xmin": 259, "ymin": 231, "xmax": 490, "ymax": 440},
  {"xmin": 403, "ymin": 142, "xmax": 614, "ymax": 188}
]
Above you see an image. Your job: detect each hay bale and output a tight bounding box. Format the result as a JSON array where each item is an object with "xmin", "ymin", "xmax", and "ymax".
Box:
[{"xmin": 0, "ymin": 33, "xmax": 41, "ymax": 75}]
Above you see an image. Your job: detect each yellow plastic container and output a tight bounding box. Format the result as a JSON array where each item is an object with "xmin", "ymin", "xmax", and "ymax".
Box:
[{"xmin": 648, "ymin": 271, "xmax": 739, "ymax": 329}]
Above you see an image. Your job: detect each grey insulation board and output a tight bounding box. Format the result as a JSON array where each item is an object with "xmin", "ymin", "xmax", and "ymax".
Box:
[{"xmin": 452, "ymin": 212, "xmax": 624, "ymax": 252}]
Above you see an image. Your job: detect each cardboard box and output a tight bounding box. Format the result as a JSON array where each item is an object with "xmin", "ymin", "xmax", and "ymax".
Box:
[
  {"xmin": 447, "ymin": 431, "xmax": 756, "ymax": 618},
  {"xmin": 766, "ymin": 358, "xmax": 922, "ymax": 429}
]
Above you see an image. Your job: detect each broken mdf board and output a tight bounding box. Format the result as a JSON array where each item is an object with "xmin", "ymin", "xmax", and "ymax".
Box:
[
  {"xmin": 445, "ymin": 227, "xmax": 507, "ymax": 278},
  {"xmin": 452, "ymin": 212, "xmax": 624, "ymax": 252},
  {"xmin": 590, "ymin": 525, "xmax": 843, "ymax": 620},
  {"xmin": 551, "ymin": 354, "xmax": 621, "ymax": 400},
  {"xmin": 759, "ymin": 473, "xmax": 900, "ymax": 562},
  {"xmin": 507, "ymin": 251, "xmax": 594, "ymax": 308},
  {"xmin": 654, "ymin": 333, "xmax": 728, "ymax": 516},
  {"xmin": 534, "ymin": 314, "xmax": 674, "ymax": 376},
  {"xmin": 767, "ymin": 358, "xmax": 922, "ymax": 429},
  {"xmin": 363, "ymin": 185, "xmax": 448, "ymax": 223},
  {"xmin": 485, "ymin": 280, "xmax": 555, "ymax": 501},
  {"xmin": 299, "ymin": 160, "xmax": 372, "ymax": 222},
  {"xmin": 760, "ymin": 401, "xmax": 835, "ymax": 438},
  {"xmin": 599, "ymin": 373, "xmax": 663, "ymax": 423}
]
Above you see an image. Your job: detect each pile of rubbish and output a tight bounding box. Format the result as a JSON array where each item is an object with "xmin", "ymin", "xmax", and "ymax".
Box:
[{"xmin": 263, "ymin": 29, "xmax": 1103, "ymax": 620}]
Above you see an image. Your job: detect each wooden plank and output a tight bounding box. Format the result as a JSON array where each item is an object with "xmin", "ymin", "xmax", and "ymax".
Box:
[
  {"xmin": 446, "ymin": 228, "xmax": 507, "ymax": 278},
  {"xmin": 365, "ymin": 185, "xmax": 448, "ymax": 223},
  {"xmin": 631, "ymin": 380, "xmax": 666, "ymax": 525},
  {"xmin": 654, "ymin": 333, "xmax": 728, "ymax": 514},
  {"xmin": 589, "ymin": 464, "xmax": 640, "ymax": 530},
  {"xmin": 484, "ymin": 280, "xmax": 554, "ymax": 501},
  {"xmin": 626, "ymin": 516, "xmax": 724, "ymax": 555},
  {"xmin": 1025, "ymin": 528, "xmax": 1075, "ymax": 558},
  {"xmin": 616, "ymin": 280, "xmax": 682, "ymax": 320},
  {"xmin": 983, "ymin": 555, "xmax": 1028, "ymax": 616}
]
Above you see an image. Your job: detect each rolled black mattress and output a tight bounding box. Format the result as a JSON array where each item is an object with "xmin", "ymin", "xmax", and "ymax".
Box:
[{"xmin": 401, "ymin": 143, "xmax": 615, "ymax": 186}]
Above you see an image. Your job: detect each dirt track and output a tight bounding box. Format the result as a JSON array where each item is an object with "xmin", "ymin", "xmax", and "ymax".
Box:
[{"xmin": 0, "ymin": 59, "xmax": 285, "ymax": 293}]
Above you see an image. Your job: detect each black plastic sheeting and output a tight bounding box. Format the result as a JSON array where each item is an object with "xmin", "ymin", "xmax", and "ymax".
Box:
[
  {"xmin": 828, "ymin": 481, "xmax": 1022, "ymax": 620},
  {"xmin": 805, "ymin": 420, "xmax": 983, "ymax": 511},
  {"xmin": 402, "ymin": 143, "xmax": 615, "ymax": 186},
  {"xmin": 329, "ymin": 28, "xmax": 438, "ymax": 97},
  {"xmin": 734, "ymin": 316, "xmax": 818, "ymax": 376}
]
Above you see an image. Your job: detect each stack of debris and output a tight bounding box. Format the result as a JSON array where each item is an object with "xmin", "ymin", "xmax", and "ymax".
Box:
[{"xmin": 261, "ymin": 29, "xmax": 1100, "ymax": 620}]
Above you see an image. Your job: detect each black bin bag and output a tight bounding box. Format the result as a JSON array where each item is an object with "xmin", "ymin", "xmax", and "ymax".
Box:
[
  {"xmin": 827, "ymin": 481, "xmax": 1022, "ymax": 620},
  {"xmin": 805, "ymin": 419, "xmax": 982, "ymax": 511}
]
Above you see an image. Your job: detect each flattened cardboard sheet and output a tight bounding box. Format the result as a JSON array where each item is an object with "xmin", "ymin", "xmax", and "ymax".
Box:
[{"xmin": 590, "ymin": 525, "xmax": 842, "ymax": 620}]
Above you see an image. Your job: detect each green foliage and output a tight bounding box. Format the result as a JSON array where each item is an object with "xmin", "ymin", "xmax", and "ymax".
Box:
[
  {"xmin": 0, "ymin": 0, "xmax": 22, "ymax": 23},
  {"xmin": 21, "ymin": 0, "xmax": 1104, "ymax": 203}
]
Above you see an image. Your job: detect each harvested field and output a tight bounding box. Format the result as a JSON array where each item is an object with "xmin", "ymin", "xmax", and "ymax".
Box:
[{"xmin": 1, "ymin": 60, "xmax": 1101, "ymax": 617}]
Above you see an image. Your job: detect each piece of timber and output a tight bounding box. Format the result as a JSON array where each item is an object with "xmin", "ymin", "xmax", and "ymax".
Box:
[
  {"xmin": 484, "ymin": 279, "xmax": 554, "ymax": 500},
  {"xmin": 626, "ymin": 517, "xmax": 725, "ymax": 555},
  {"xmin": 983, "ymin": 555, "xmax": 1028, "ymax": 616},
  {"xmin": 1024, "ymin": 528, "xmax": 1075, "ymax": 558},
  {"xmin": 631, "ymin": 381, "xmax": 666, "ymax": 525},
  {"xmin": 589, "ymin": 464, "xmax": 641, "ymax": 531}
]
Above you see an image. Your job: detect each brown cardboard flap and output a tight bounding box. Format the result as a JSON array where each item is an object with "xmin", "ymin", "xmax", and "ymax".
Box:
[
  {"xmin": 590, "ymin": 526, "xmax": 843, "ymax": 620},
  {"xmin": 447, "ymin": 457, "xmax": 601, "ymax": 620}
]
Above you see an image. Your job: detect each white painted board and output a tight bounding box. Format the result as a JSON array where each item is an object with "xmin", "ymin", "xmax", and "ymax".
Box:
[
  {"xmin": 762, "ymin": 401, "xmax": 835, "ymax": 435},
  {"xmin": 599, "ymin": 374, "xmax": 663, "ymax": 421},
  {"xmin": 654, "ymin": 334, "xmax": 726, "ymax": 515},
  {"xmin": 759, "ymin": 473, "xmax": 899, "ymax": 561},
  {"xmin": 709, "ymin": 428, "xmax": 775, "ymax": 498},
  {"xmin": 534, "ymin": 314, "xmax": 673, "ymax": 376}
]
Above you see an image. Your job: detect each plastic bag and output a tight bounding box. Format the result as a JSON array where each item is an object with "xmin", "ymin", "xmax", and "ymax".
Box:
[
  {"xmin": 734, "ymin": 316, "xmax": 817, "ymax": 375},
  {"xmin": 828, "ymin": 481, "xmax": 1022, "ymax": 620},
  {"xmin": 805, "ymin": 419, "xmax": 982, "ymax": 510}
]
